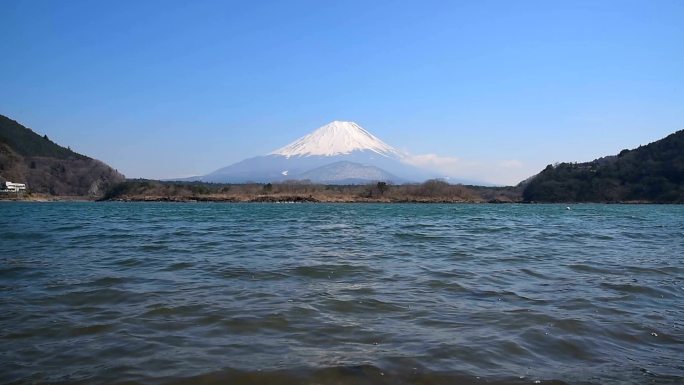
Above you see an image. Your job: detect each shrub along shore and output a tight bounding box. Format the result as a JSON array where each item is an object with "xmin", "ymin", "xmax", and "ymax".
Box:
[
  {"xmin": 98, "ymin": 179, "xmax": 522, "ymax": 203},
  {"xmin": 4, "ymin": 178, "xmax": 677, "ymax": 204}
]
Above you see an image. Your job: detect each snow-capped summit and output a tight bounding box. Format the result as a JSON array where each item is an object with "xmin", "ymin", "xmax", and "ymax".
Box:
[
  {"xmin": 270, "ymin": 121, "xmax": 402, "ymax": 158},
  {"xmin": 190, "ymin": 120, "xmax": 437, "ymax": 184}
]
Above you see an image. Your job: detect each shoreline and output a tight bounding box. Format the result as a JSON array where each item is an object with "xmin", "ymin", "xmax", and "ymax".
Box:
[
  {"xmin": 0, "ymin": 194, "xmax": 95, "ymax": 202},
  {"xmin": 1, "ymin": 194, "xmax": 671, "ymax": 204}
]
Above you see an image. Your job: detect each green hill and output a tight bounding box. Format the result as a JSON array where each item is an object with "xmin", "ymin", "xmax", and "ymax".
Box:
[
  {"xmin": 523, "ymin": 130, "xmax": 684, "ymax": 203},
  {"xmin": 0, "ymin": 115, "xmax": 88, "ymax": 160},
  {"xmin": 0, "ymin": 114, "xmax": 125, "ymax": 197}
]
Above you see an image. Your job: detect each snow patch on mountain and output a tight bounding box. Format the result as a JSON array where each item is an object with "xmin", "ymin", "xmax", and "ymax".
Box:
[{"xmin": 270, "ymin": 121, "xmax": 403, "ymax": 158}]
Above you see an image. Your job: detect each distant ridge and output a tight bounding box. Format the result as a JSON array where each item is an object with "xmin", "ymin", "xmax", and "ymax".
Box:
[
  {"xmin": 0, "ymin": 114, "xmax": 124, "ymax": 196},
  {"xmin": 296, "ymin": 161, "xmax": 402, "ymax": 184},
  {"xmin": 523, "ymin": 129, "xmax": 684, "ymax": 203}
]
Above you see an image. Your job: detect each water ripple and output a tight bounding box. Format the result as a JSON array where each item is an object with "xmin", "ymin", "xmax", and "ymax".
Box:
[{"xmin": 0, "ymin": 202, "xmax": 682, "ymax": 385}]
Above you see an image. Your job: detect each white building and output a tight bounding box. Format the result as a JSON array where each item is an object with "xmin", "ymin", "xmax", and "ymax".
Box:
[{"xmin": 1, "ymin": 181, "xmax": 27, "ymax": 192}]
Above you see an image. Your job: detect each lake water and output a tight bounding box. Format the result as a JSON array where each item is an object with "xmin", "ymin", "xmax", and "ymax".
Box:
[{"xmin": 0, "ymin": 202, "xmax": 682, "ymax": 385}]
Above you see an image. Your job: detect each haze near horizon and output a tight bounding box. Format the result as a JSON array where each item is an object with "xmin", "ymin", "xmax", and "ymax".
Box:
[{"xmin": 1, "ymin": 0, "xmax": 682, "ymax": 185}]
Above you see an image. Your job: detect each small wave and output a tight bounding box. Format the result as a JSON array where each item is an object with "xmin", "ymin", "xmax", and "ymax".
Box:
[
  {"xmin": 321, "ymin": 297, "xmax": 405, "ymax": 314},
  {"xmin": 0, "ymin": 231, "xmax": 49, "ymax": 240},
  {"xmin": 566, "ymin": 264, "xmax": 615, "ymax": 274},
  {"xmin": 600, "ymin": 282, "xmax": 675, "ymax": 299},
  {"xmin": 162, "ymin": 262, "xmax": 194, "ymax": 271},
  {"xmin": 90, "ymin": 276, "xmax": 128, "ymax": 286},
  {"xmin": 140, "ymin": 244, "xmax": 169, "ymax": 251},
  {"xmin": 113, "ymin": 257, "xmax": 145, "ymax": 267},
  {"xmin": 69, "ymin": 323, "xmax": 114, "ymax": 336},
  {"xmin": 0, "ymin": 265, "xmax": 31, "ymax": 276},
  {"xmin": 289, "ymin": 264, "xmax": 378, "ymax": 279},
  {"xmin": 216, "ymin": 267, "xmax": 287, "ymax": 280},
  {"xmin": 393, "ymin": 232, "xmax": 447, "ymax": 240},
  {"xmin": 52, "ymin": 224, "xmax": 85, "ymax": 231},
  {"xmin": 519, "ymin": 268, "xmax": 546, "ymax": 278},
  {"xmin": 221, "ymin": 313, "xmax": 291, "ymax": 333},
  {"xmin": 144, "ymin": 304, "xmax": 204, "ymax": 317},
  {"xmin": 423, "ymin": 279, "xmax": 469, "ymax": 293},
  {"xmin": 156, "ymin": 365, "xmax": 577, "ymax": 385},
  {"xmin": 48, "ymin": 288, "xmax": 144, "ymax": 306}
]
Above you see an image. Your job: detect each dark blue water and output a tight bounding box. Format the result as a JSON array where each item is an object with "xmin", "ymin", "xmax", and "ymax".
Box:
[{"xmin": 0, "ymin": 202, "xmax": 682, "ymax": 385}]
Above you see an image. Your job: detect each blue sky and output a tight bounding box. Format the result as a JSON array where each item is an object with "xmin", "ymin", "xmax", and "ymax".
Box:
[{"xmin": 1, "ymin": 0, "xmax": 682, "ymax": 184}]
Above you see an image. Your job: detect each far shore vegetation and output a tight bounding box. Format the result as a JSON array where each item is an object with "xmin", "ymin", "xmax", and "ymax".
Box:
[{"xmin": 97, "ymin": 179, "xmax": 523, "ymax": 203}]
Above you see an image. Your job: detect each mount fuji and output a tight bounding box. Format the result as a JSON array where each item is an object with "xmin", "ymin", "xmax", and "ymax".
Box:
[{"xmin": 193, "ymin": 121, "xmax": 436, "ymax": 184}]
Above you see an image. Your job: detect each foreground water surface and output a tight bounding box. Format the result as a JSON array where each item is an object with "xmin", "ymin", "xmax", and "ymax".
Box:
[{"xmin": 0, "ymin": 202, "xmax": 682, "ymax": 385}]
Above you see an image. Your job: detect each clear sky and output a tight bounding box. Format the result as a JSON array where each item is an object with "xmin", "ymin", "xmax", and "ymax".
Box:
[{"xmin": 1, "ymin": 0, "xmax": 682, "ymax": 185}]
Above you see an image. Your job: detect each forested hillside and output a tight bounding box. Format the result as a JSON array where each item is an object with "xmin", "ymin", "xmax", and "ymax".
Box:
[
  {"xmin": 523, "ymin": 130, "xmax": 683, "ymax": 203},
  {"xmin": 0, "ymin": 114, "xmax": 124, "ymax": 196}
]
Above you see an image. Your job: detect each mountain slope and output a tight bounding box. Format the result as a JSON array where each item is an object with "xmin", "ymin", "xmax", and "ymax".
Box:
[
  {"xmin": 196, "ymin": 121, "xmax": 435, "ymax": 184},
  {"xmin": 0, "ymin": 116, "xmax": 87, "ymax": 160},
  {"xmin": 0, "ymin": 114, "xmax": 125, "ymax": 196},
  {"xmin": 522, "ymin": 130, "xmax": 684, "ymax": 203},
  {"xmin": 296, "ymin": 161, "xmax": 401, "ymax": 184}
]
